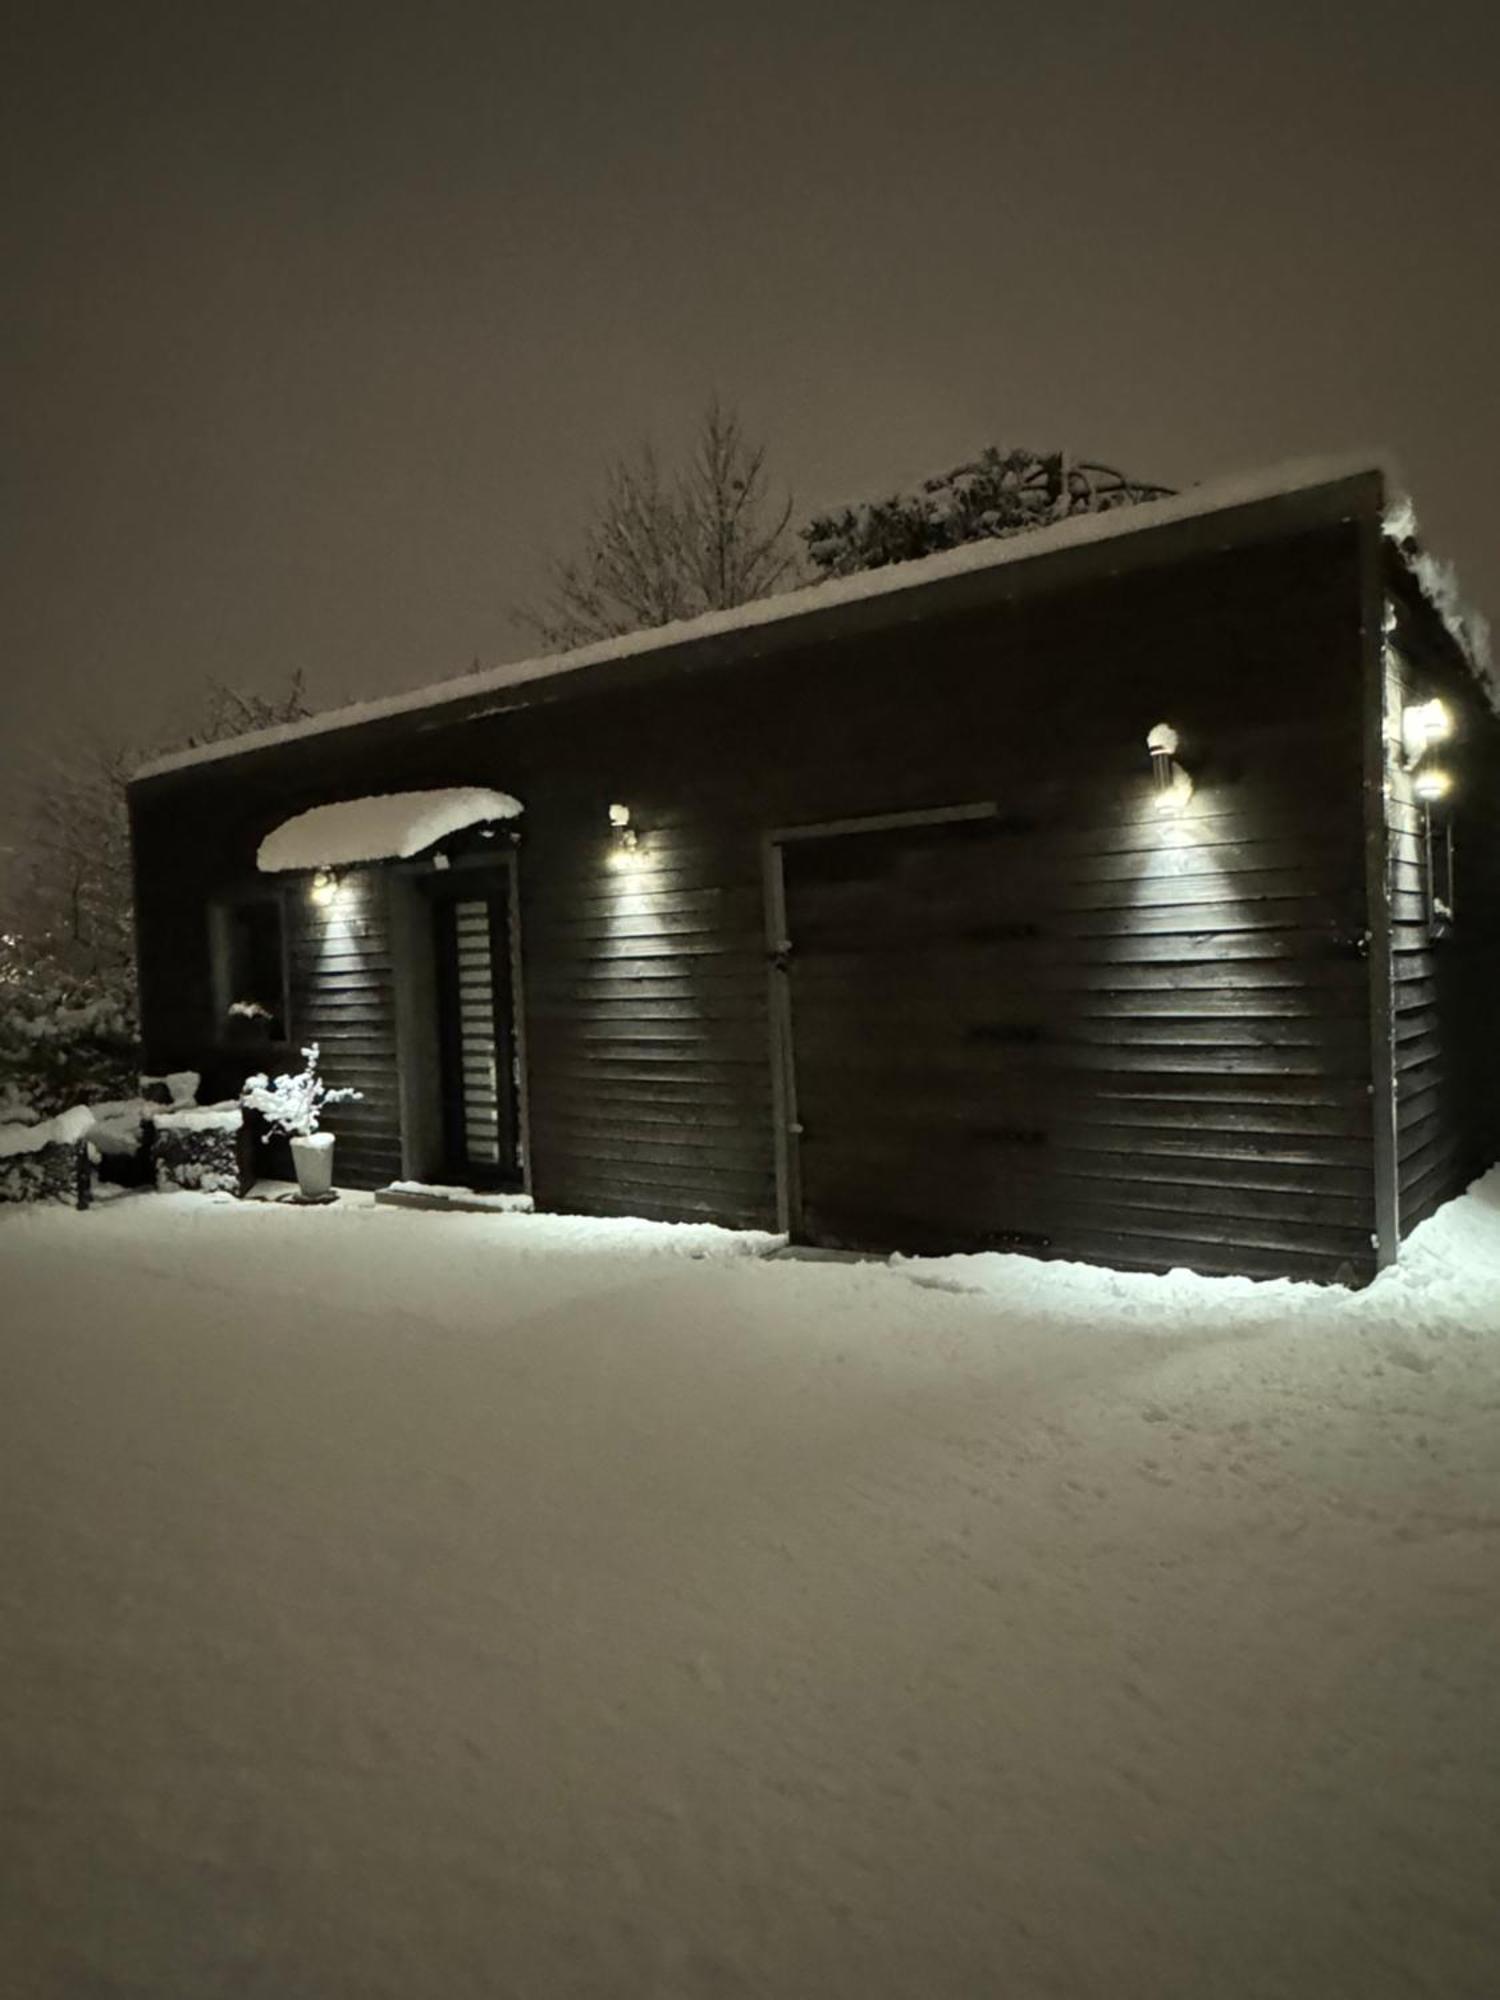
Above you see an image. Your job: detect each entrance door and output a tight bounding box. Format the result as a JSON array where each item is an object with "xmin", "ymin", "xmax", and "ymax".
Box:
[
  {"xmin": 771, "ymin": 810, "xmax": 1053, "ymax": 1256},
  {"xmin": 430, "ymin": 873, "xmax": 521, "ymax": 1186}
]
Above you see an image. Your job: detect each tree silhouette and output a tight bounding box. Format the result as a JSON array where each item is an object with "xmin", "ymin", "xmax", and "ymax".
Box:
[
  {"xmin": 519, "ymin": 399, "xmax": 799, "ymax": 649},
  {"xmin": 802, "ymin": 447, "xmax": 1174, "ymax": 579}
]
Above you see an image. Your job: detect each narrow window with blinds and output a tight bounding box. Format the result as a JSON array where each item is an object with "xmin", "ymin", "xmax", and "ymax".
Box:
[
  {"xmin": 452, "ymin": 899, "xmax": 502, "ymax": 1165},
  {"xmin": 430, "ymin": 874, "xmax": 520, "ymax": 1186}
]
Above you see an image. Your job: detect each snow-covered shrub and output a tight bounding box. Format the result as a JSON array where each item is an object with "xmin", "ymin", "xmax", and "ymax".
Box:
[
  {"xmin": 0, "ymin": 1105, "xmax": 93, "ymax": 1207},
  {"xmin": 140, "ymin": 1071, "xmax": 201, "ymax": 1109},
  {"xmin": 801, "ymin": 447, "xmax": 1173, "ymax": 580},
  {"xmin": 0, "ymin": 933, "xmax": 138, "ymax": 1117},
  {"xmin": 83, "ymin": 1099, "xmax": 158, "ymax": 1187},
  {"xmin": 240, "ymin": 1043, "xmax": 361, "ymax": 1138},
  {"xmin": 152, "ymin": 1107, "xmax": 248, "ymax": 1196}
]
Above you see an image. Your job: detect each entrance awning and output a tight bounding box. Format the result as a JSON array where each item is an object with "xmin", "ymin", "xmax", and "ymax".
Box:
[{"xmin": 256, "ymin": 787, "xmax": 523, "ymax": 872}]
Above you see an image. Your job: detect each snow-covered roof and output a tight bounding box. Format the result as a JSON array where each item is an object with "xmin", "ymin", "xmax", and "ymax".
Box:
[
  {"xmin": 133, "ymin": 451, "xmax": 1489, "ymax": 784},
  {"xmin": 256, "ymin": 787, "xmax": 523, "ymax": 872}
]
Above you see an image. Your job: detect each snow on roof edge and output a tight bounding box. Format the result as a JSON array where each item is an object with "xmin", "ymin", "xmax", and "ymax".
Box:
[
  {"xmin": 133, "ymin": 452, "xmax": 1399, "ymax": 784},
  {"xmin": 1381, "ymin": 492, "xmax": 1495, "ymax": 703}
]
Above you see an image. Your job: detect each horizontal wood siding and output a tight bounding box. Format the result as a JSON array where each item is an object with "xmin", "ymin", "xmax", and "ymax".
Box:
[
  {"xmin": 779, "ymin": 785, "xmax": 1373, "ymax": 1280},
  {"xmin": 131, "ymin": 512, "xmax": 1390, "ymax": 1279},
  {"xmin": 284, "ymin": 868, "xmax": 402, "ymax": 1188},
  {"xmin": 1384, "ymin": 571, "xmax": 1500, "ymax": 1237},
  {"xmin": 520, "ymin": 826, "xmax": 773, "ymax": 1225}
]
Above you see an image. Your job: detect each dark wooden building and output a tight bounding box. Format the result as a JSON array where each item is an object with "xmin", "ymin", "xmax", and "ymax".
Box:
[{"xmin": 128, "ymin": 459, "xmax": 1500, "ymax": 1286}]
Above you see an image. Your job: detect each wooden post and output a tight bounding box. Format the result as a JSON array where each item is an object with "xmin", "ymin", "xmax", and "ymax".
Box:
[
  {"xmin": 761, "ymin": 834, "xmax": 799, "ymax": 1239},
  {"xmin": 1361, "ymin": 511, "xmax": 1400, "ymax": 1270}
]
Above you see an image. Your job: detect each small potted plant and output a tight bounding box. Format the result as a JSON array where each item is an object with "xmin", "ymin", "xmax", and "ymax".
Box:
[{"xmin": 240, "ymin": 1043, "xmax": 361, "ymax": 1201}]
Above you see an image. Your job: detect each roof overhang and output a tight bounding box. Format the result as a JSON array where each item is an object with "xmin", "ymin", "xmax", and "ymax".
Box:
[
  {"xmin": 256, "ymin": 787, "xmax": 523, "ymax": 872},
  {"xmin": 130, "ymin": 452, "xmax": 1490, "ymax": 788}
]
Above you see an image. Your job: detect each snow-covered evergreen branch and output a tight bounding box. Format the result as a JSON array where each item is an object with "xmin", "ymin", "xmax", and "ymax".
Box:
[{"xmin": 240, "ymin": 1044, "xmax": 361, "ymax": 1138}]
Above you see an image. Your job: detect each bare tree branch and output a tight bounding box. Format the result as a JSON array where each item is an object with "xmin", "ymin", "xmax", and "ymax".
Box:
[
  {"xmin": 4, "ymin": 675, "xmax": 312, "ymax": 987},
  {"xmin": 518, "ymin": 400, "xmax": 800, "ymax": 650}
]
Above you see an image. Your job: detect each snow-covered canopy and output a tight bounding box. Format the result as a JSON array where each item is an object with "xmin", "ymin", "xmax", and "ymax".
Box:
[{"xmin": 256, "ymin": 787, "xmax": 523, "ymax": 873}]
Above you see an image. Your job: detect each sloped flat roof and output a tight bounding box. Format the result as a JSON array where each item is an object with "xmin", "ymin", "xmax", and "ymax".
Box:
[{"xmin": 131, "ymin": 451, "xmax": 1482, "ymax": 785}]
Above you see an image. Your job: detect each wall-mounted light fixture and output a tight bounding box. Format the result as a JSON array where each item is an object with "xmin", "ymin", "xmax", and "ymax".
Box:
[
  {"xmin": 1402, "ymin": 698, "xmax": 1453, "ymax": 769},
  {"xmin": 608, "ymin": 801, "xmax": 639, "ymax": 853},
  {"xmin": 1401, "ymin": 699, "xmax": 1457, "ymax": 935},
  {"xmin": 310, "ymin": 868, "xmax": 340, "ymax": 907},
  {"xmin": 1146, "ymin": 723, "xmax": 1193, "ymax": 812}
]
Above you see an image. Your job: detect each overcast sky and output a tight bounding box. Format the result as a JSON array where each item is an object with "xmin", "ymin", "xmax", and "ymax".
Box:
[{"xmin": 4, "ymin": 0, "xmax": 1496, "ymax": 839}]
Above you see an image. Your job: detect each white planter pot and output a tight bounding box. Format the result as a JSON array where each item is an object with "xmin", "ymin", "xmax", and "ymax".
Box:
[{"xmin": 289, "ymin": 1131, "xmax": 336, "ymax": 1199}]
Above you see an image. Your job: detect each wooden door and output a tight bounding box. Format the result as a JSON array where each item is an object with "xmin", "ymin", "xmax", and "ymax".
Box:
[
  {"xmin": 775, "ymin": 812, "xmax": 1053, "ymax": 1255},
  {"xmin": 431, "ymin": 875, "xmax": 521, "ymax": 1186}
]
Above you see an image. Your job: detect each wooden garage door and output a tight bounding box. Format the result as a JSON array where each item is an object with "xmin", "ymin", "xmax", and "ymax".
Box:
[{"xmin": 777, "ymin": 812, "xmax": 1053, "ymax": 1255}]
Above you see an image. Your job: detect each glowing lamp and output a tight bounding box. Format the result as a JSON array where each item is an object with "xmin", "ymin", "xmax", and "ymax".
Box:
[
  {"xmin": 608, "ymin": 801, "xmax": 639, "ymax": 853},
  {"xmin": 1402, "ymin": 699, "xmax": 1453, "ymax": 767},
  {"xmin": 310, "ymin": 869, "xmax": 339, "ymax": 907},
  {"xmin": 1146, "ymin": 722, "xmax": 1193, "ymax": 811},
  {"xmin": 1413, "ymin": 769, "xmax": 1452, "ymax": 805}
]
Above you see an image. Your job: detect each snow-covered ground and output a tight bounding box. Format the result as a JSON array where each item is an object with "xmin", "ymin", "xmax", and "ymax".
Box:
[{"xmin": 3, "ymin": 1181, "xmax": 1498, "ymax": 1999}]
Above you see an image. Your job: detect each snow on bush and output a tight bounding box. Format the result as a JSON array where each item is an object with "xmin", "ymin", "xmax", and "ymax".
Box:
[
  {"xmin": 0, "ymin": 1104, "xmax": 95, "ymax": 1159},
  {"xmin": 240, "ymin": 1043, "xmax": 361, "ymax": 1138},
  {"xmin": 0, "ymin": 1104, "xmax": 93, "ymax": 1206},
  {"xmin": 82, "ymin": 1100, "xmax": 147, "ymax": 1159},
  {"xmin": 0, "ymin": 933, "xmax": 138, "ymax": 1117},
  {"xmin": 140, "ymin": 1070, "xmax": 201, "ymax": 1108},
  {"xmin": 802, "ymin": 446, "xmax": 1174, "ymax": 579},
  {"xmin": 151, "ymin": 1107, "xmax": 246, "ymax": 1195}
]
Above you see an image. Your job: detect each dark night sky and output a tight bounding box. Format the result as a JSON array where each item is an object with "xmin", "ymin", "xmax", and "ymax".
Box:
[{"xmin": 4, "ymin": 0, "xmax": 1497, "ymax": 842}]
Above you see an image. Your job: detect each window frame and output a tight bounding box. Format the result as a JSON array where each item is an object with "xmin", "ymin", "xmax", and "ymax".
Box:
[
  {"xmin": 208, "ymin": 884, "xmax": 291, "ymax": 1048},
  {"xmin": 1423, "ymin": 802, "xmax": 1456, "ymax": 940}
]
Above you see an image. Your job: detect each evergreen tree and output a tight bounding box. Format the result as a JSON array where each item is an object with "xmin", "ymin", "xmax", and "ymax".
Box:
[
  {"xmin": 801, "ymin": 447, "xmax": 1173, "ymax": 580},
  {"xmin": 1, "ymin": 674, "xmax": 311, "ymax": 1113}
]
